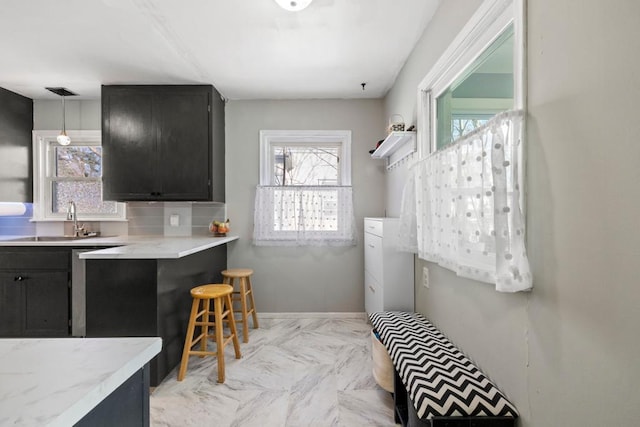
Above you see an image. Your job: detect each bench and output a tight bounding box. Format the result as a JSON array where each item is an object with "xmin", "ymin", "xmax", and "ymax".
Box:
[{"xmin": 369, "ymin": 311, "xmax": 518, "ymax": 427}]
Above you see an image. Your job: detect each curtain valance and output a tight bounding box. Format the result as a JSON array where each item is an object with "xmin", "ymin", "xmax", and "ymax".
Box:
[
  {"xmin": 398, "ymin": 110, "xmax": 532, "ymax": 292},
  {"xmin": 253, "ymin": 185, "xmax": 357, "ymax": 247}
]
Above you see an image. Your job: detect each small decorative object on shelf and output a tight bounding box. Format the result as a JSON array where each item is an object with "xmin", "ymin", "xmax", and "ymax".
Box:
[
  {"xmin": 209, "ymin": 218, "xmax": 230, "ymax": 236},
  {"xmin": 369, "ymin": 139, "xmax": 384, "ymax": 154},
  {"xmin": 388, "ymin": 114, "xmax": 405, "ymax": 133}
]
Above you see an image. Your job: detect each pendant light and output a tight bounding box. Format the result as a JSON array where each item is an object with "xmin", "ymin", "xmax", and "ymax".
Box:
[
  {"xmin": 57, "ymin": 95, "xmax": 71, "ymax": 145},
  {"xmin": 273, "ymin": 0, "xmax": 313, "ymax": 12},
  {"xmin": 45, "ymin": 87, "xmax": 77, "ymax": 146}
]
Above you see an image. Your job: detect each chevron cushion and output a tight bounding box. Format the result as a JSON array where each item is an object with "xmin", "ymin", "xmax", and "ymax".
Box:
[{"xmin": 369, "ymin": 311, "xmax": 518, "ymax": 420}]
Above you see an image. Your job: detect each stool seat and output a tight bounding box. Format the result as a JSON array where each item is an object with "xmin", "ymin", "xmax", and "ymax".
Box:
[
  {"xmin": 221, "ymin": 268, "xmax": 259, "ymax": 343},
  {"xmin": 221, "ymin": 268, "xmax": 254, "ymax": 278},
  {"xmin": 178, "ymin": 283, "xmax": 241, "ymax": 383},
  {"xmin": 191, "ymin": 284, "xmax": 233, "ymax": 299}
]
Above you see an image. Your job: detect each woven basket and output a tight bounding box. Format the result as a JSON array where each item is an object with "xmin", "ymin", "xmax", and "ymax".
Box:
[
  {"xmin": 388, "ymin": 114, "xmax": 405, "ymax": 133},
  {"xmin": 371, "ymin": 330, "xmax": 394, "ymax": 392}
]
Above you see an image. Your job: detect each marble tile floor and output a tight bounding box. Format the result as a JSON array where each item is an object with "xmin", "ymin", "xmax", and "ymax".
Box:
[{"xmin": 150, "ymin": 316, "xmax": 399, "ymax": 427}]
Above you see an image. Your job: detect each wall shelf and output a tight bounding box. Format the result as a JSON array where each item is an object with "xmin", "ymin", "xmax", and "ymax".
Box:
[{"xmin": 370, "ymin": 131, "xmax": 416, "ymax": 168}]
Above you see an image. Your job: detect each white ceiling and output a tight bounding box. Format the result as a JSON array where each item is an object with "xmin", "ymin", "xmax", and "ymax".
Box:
[{"xmin": 0, "ymin": 0, "xmax": 440, "ymax": 100}]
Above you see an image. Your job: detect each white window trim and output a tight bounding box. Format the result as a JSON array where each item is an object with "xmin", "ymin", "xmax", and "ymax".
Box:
[
  {"xmin": 32, "ymin": 130, "xmax": 126, "ymax": 221},
  {"xmin": 416, "ymin": 0, "xmax": 526, "ymax": 156},
  {"xmin": 259, "ymin": 130, "xmax": 352, "ymax": 186}
]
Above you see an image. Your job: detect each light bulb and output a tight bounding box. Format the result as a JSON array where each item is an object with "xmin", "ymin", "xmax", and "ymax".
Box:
[
  {"xmin": 57, "ymin": 132, "xmax": 71, "ymax": 146},
  {"xmin": 274, "ymin": 0, "xmax": 313, "ymax": 12}
]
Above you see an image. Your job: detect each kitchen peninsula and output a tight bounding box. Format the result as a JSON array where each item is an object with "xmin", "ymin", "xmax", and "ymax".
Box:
[
  {"xmin": 0, "ymin": 235, "xmax": 238, "ymax": 386},
  {"xmin": 81, "ymin": 235, "xmax": 238, "ymax": 386}
]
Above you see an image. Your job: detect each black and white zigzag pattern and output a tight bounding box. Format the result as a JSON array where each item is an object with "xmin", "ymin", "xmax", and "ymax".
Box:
[{"xmin": 369, "ymin": 311, "xmax": 518, "ymax": 420}]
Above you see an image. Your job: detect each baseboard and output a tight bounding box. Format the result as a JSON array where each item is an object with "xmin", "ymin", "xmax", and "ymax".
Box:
[{"xmin": 258, "ymin": 312, "xmax": 367, "ymax": 319}]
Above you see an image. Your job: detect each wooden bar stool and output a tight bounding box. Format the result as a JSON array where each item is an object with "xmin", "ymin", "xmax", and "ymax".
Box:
[
  {"xmin": 221, "ymin": 268, "xmax": 259, "ymax": 343},
  {"xmin": 177, "ymin": 284, "xmax": 241, "ymax": 383}
]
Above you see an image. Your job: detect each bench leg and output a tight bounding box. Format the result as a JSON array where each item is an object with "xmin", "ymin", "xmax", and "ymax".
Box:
[{"xmin": 393, "ymin": 368, "xmax": 409, "ymax": 426}]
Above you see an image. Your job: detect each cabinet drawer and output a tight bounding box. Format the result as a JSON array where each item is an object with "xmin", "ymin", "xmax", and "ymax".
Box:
[
  {"xmin": 364, "ymin": 232, "xmax": 383, "ymax": 281},
  {"xmin": 364, "ymin": 219, "xmax": 383, "ymax": 237},
  {"xmin": 365, "ymin": 270, "xmax": 383, "ymax": 313},
  {"xmin": 0, "ymin": 248, "xmax": 70, "ymax": 270}
]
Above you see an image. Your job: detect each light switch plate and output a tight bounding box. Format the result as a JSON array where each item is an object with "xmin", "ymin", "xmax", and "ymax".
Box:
[{"xmin": 170, "ymin": 214, "xmax": 180, "ymax": 227}]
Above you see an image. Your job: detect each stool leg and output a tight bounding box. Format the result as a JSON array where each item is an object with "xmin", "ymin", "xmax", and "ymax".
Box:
[
  {"xmin": 246, "ymin": 275, "xmax": 259, "ymax": 329},
  {"xmin": 239, "ymin": 277, "xmax": 249, "ymax": 343},
  {"xmin": 178, "ymin": 298, "xmax": 200, "ymax": 381},
  {"xmin": 225, "ymin": 293, "xmax": 242, "ymax": 359},
  {"xmin": 200, "ymin": 298, "xmax": 210, "ymax": 357},
  {"xmin": 213, "ymin": 296, "xmax": 225, "ymax": 383}
]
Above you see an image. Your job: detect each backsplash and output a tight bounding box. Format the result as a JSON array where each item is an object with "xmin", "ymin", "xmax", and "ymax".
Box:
[
  {"xmin": 0, "ymin": 201, "xmax": 226, "ymax": 237},
  {"xmin": 127, "ymin": 202, "xmax": 226, "ymax": 236}
]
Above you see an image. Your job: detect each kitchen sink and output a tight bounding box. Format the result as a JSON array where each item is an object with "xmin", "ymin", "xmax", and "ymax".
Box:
[{"xmin": 6, "ymin": 235, "xmax": 108, "ymax": 242}]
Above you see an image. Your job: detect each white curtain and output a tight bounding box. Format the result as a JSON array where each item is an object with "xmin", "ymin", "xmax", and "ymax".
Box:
[
  {"xmin": 398, "ymin": 110, "xmax": 532, "ymax": 292},
  {"xmin": 253, "ymin": 186, "xmax": 357, "ymax": 246}
]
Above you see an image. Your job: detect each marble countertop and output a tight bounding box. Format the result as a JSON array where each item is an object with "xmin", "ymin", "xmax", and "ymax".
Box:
[
  {"xmin": 79, "ymin": 235, "xmax": 239, "ymax": 259},
  {"xmin": 0, "ymin": 337, "xmax": 161, "ymax": 427},
  {"xmin": 0, "ymin": 235, "xmax": 239, "ymax": 259}
]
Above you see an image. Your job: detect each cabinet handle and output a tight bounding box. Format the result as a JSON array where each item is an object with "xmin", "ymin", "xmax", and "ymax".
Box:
[
  {"xmin": 368, "ymin": 285, "xmax": 375, "ymax": 293},
  {"xmin": 14, "ymin": 276, "xmax": 25, "ymax": 281},
  {"xmin": 368, "ymin": 244, "xmax": 375, "ymax": 248}
]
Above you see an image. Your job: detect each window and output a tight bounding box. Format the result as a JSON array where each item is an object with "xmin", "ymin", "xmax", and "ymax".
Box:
[
  {"xmin": 33, "ymin": 130, "xmax": 126, "ymax": 221},
  {"xmin": 399, "ymin": 0, "xmax": 532, "ymax": 292},
  {"xmin": 417, "ymin": 0, "xmax": 525, "ymax": 155},
  {"xmin": 435, "ymin": 24, "xmax": 514, "ymax": 150},
  {"xmin": 253, "ymin": 130, "xmax": 356, "ymax": 246}
]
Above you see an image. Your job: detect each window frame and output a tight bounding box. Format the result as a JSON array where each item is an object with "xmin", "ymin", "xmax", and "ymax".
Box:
[
  {"xmin": 416, "ymin": 0, "xmax": 525, "ymax": 156},
  {"xmin": 255, "ymin": 130, "xmax": 354, "ymax": 244},
  {"xmin": 32, "ymin": 130, "xmax": 126, "ymax": 221},
  {"xmin": 259, "ymin": 130, "xmax": 352, "ymax": 186}
]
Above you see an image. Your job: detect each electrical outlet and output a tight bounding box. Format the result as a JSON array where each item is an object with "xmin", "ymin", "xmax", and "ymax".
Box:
[
  {"xmin": 422, "ymin": 266, "xmax": 430, "ymax": 288},
  {"xmin": 170, "ymin": 214, "xmax": 180, "ymax": 227}
]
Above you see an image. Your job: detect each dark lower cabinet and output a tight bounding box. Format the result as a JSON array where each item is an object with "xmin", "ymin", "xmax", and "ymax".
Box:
[
  {"xmin": 85, "ymin": 245, "xmax": 227, "ymax": 386},
  {"xmin": 0, "ymin": 248, "xmax": 71, "ymax": 337}
]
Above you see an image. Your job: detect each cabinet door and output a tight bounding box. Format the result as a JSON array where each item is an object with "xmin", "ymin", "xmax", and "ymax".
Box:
[
  {"xmin": 0, "ymin": 87, "xmax": 33, "ymax": 202},
  {"xmin": 0, "ymin": 271, "xmax": 69, "ymax": 337},
  {"xmin": 23, "ymin": 271, "xmax": 70, "ymax": 336},
  {"xmin": 102, "ymin": 87, "xmax": 157, "ymax": 201},
  {"xmin": 0, "ymin": 273, "xmax": 23, "ymax": 335},
  {"xmin": 156, "ymin": 89, "xmax": 211, "ymax": 200}
]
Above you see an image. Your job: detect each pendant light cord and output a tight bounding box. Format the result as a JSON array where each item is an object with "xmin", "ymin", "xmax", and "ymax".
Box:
[{"xmin": 61, "ymin": 95, "xmax": 66, "ymax": 133}]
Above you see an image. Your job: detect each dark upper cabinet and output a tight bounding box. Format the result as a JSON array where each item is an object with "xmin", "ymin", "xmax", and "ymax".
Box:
[
  {"xmin": 0, "ymin": 87, "xmax": 33, "ymax": 202},
  {"xmin": 101, "ymin": 85, "xmax": 224, "ymax": 201}
]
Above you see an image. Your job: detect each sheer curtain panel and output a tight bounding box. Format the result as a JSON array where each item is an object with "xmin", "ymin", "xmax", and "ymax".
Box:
[
  {"xmin": 398, "ymin": 110, "xmax": 532, "ymax": 292},
  {"xmin": 253, "ymin": 186, "xmax": 357, "ymax": 246}
]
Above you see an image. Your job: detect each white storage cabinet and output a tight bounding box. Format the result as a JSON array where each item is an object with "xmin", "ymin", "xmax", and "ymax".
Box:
[{"xmin": 364, "ymin": 217, "xmax": 413, "ymax": 313}]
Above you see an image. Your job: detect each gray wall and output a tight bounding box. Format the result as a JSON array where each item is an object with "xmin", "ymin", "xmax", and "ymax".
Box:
[
  {"xmin": 226, "ymin": 99, "xmax": 385, "ymax": 312},
  {"xmin": 384, "ymin": 0, "xmax": 640, "ymax": 426},
  {"xmin": 33, "ymin": 99, "xmax": 101, "ymax": 130}
]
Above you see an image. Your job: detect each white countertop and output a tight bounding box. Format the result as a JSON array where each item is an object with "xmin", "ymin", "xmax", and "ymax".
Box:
[
  {"xmin": 78, "ymin": 235, "xmax": 239, "ymax": 259},
  {"xmin": 0, "ymin": 337, "xmax": 162, "ymax": 427},
  {"xmin": 0, "ymin": 235, "xmax": 239, "ymax": 259}
]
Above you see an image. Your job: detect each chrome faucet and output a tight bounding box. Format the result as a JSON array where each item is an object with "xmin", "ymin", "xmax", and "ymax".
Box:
[{"xmin": 66, "ymin": 201, "xmax": 84, "ymax": 237}]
